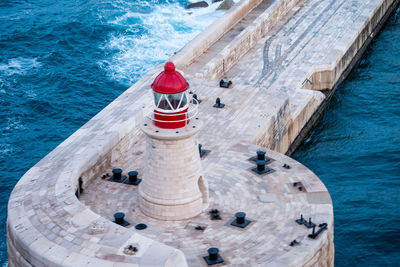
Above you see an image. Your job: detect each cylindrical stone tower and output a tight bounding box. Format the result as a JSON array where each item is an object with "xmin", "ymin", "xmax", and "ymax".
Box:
[{"xmin": 139, "ymin": 62, "xmax": 208, "ymax": 220}]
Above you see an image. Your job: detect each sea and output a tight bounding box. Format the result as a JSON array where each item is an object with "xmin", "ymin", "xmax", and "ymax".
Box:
[{"xmin": 0, "ymin": 0, "xmax": 398, "ymax": 266}]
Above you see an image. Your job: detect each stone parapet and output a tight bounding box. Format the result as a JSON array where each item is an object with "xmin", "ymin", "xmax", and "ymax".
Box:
[
  {"xmin": 171, "ymin": 0, "xmax": 265, "ymax": 69},
  {"xmin": 303, "ymin": 0, "xmax": 400, "ymax": 91},
  {"xmin": 195, "ymin": 0, "xmax": 303, "ymax": 79}
]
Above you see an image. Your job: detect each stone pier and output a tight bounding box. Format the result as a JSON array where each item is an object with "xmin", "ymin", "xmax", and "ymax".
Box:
[{"xmin": 7, "ymin": 0, "xmax": 399, "ymax": 266}]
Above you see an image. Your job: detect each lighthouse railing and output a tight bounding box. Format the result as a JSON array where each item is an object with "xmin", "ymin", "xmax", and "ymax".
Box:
[{"xmin": 143, "ymin": 97, "xmax": 199, "ymax": 129}]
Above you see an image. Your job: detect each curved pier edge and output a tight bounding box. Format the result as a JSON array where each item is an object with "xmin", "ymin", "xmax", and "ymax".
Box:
[{"xmin": 8, "ymin": 132, "xmax": 334, "ymax": 266}]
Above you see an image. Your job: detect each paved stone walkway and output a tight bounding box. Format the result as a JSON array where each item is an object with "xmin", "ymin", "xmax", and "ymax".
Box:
[{"xmin": 81, "ymin": 143, "xmax": 333, "ymax": 266}]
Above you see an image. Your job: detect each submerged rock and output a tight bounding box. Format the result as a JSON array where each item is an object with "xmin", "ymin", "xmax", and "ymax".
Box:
[
  {"xmin": 186, "ymin": 1, "xmax": 209, "ymax": 9},
  {"xmin": 217, "ymin": 0, "xmax": 235, "ymax": 10}
]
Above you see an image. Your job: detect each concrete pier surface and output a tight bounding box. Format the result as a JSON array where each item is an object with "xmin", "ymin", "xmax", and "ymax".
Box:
[{"xmin": 7, "ymin": 0, "xmax": 399, "ymax": 266}]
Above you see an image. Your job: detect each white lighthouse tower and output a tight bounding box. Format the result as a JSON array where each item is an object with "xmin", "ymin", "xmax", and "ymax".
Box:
[{"xmin": 139, "ymin": 62, "xmax": 208, "ymax": 220}]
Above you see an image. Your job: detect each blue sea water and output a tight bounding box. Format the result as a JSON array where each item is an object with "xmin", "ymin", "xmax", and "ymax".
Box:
[{"xmin": 0, "ymin": 0, "xmax": 398, "ymax": 266}]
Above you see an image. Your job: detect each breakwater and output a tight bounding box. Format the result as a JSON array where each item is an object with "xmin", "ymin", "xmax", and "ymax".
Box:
[
  {"xmin": 293, "ymin": 6, "xmax": 400, "ymax": 265},
  {"xmin": 6, "ymin": 0, "xmax": 399, "ymax": 266}
]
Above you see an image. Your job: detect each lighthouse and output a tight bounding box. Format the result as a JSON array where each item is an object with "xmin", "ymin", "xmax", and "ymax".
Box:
[{"xmin": 139, "ymin": 62, "xmax": 208, "ymax": 220}]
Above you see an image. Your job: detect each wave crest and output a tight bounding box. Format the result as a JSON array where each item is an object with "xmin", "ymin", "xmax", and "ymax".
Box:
[{"xmin": 98, "ymin": 0, "xmax": 224, "ymax": 86}]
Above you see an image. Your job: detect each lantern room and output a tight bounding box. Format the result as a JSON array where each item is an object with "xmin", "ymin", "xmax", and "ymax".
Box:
[{"xmin": 151, "ymin": 62, "xmax": 190, "ymax": 129}]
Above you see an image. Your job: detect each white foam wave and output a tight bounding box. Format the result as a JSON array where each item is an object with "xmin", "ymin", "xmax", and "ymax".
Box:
[
  {"xmin": 0, "ymin": 57, "xmax": 41, "ymax": 77},
  {"xmin": 99, "ymin": 0, "xmax": 225, "ymax": 86}
]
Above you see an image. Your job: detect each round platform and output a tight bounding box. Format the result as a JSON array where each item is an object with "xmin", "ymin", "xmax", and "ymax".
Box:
[{"xmin": 80, "ymin": 142, "xmax": 334, "ymax": 266}]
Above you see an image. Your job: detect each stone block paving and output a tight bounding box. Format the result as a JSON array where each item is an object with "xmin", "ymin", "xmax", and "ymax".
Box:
[{"xmin": 81, "ymin": 142, "xmax": 333, "ymax": 266}]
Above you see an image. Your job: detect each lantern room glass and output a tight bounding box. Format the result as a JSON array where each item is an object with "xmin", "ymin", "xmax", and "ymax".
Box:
[{"xmin": 154, "ymin": 92, "xmax": 188, "ymax": 111}]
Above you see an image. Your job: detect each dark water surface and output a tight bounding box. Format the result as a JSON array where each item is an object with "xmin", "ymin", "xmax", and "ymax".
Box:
[
  {"xmin": 0, "ymin": 0, "xmax": 399, "ymax": 266},
  {"xmin": 293, "ymin": 7, "xmax": 400, "ymax": 267}
]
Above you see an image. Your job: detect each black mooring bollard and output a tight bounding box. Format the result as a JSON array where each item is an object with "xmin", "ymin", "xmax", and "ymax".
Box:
[
  {"xmin": 231, "ymin": 211, "xmax": 251, "ymax": 228},
  {"xmin": 128, "ymin": 171, "xmax": 138, "ymax": 183},
  {"xmin": 112, "ymin": 168, "xmax": 122, "ymax": 180},
  {"xmin": 124, "ymin": 170, "xmax": 141, "ymax": 185},
  {"xmin": 114, "ymin": 212, "xmax": 124, "ymax": 225},
  {"xmin": 257, "ymin": 160, "xmax": 266, "ymax": 172},
  {"xmin": 235, "ymin": 212, "xmax": 246, "ymax": 225},
  {"xmin": 208, "ymin": 248, "xmax": 219, "ymax": 261},
  {"xmin": 113, "ymin": 212, "xmax": 130, "ymax": 226},
  {"xmin": 110, "ymin": 168, "xmax": 127, "ymax": 183},
  {"xmin": 257, "ymin": 150, "xmax": 266, "ymax": 161},
  {"xmin": 250, "ymin": 150, "xmax": 269, "ymax": 163},
  {"xmin": 203, "ymin": 246, "xmax": 224, "ymax": 265},
  {"xmin": 252, "ymin": 159, "xmax": 271, "ymax": 175}
]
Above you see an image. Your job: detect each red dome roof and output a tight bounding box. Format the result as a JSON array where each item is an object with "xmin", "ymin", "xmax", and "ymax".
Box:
[{"xmin": 151, "ymin": 62, "xmax": 189, "ymax": 94}]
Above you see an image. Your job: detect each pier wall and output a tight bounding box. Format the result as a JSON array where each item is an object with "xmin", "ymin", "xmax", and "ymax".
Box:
[
  {"xmin": 304, "ymin": 0, "xmax": 399, "ymax": 91},
  {"xmin": 172, "ymin": 0, "xmax": 265, "ymax": 69},
  {"xmin": 185, "ymin": 0, "xmax": 303, "ymax": 79},
  {"xmin": 304, "ymin": 227, "xmax": 335, "ymax": 267}
]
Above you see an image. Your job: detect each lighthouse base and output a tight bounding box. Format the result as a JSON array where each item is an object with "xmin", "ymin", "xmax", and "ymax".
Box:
[
  {"xmin": 138, "ymin": 190, "xmax": 204, "ymax": 221},
  {"xmin": 139, "ymin": 118, "xmax": 208, "ymax": 221}
]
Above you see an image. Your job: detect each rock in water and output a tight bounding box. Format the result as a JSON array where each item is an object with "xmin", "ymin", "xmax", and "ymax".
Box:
[
  {"xmin": 212, "ymin": 0, "xmax": 223, "ymax": 3},
  {"xmin": 186, "ymin": 1, "xmax": 209, "ymax": 9},
  {"xmin": 217, "ymin": 0, "xmax": 235, "ymax": 10}
]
